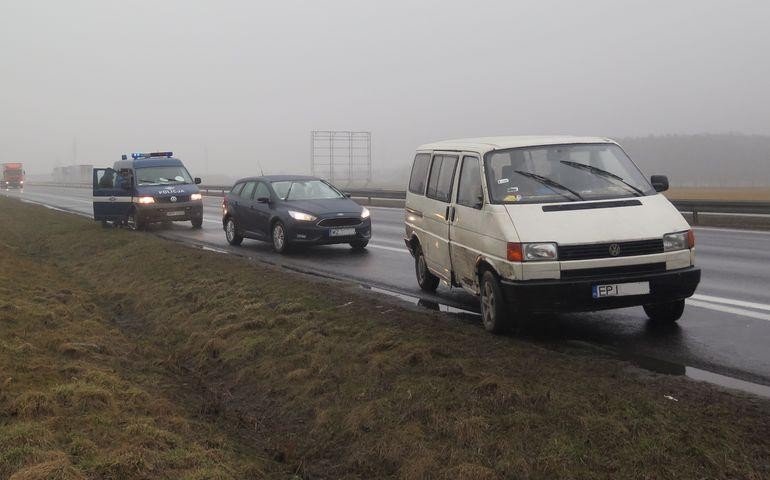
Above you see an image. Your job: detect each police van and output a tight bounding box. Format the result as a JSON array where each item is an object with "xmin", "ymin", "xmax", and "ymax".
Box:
[{"xmin": 93, "ymin": 152, "xmax": 204, "ymax": 229}]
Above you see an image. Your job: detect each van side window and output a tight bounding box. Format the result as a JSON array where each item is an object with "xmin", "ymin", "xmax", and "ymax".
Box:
[
  {"xmin": 408, "ymin": 153, "xmax": 431, "ymax": 194},
  {"xmin": 457, "ymin": 156, "xmax": 482, "ymax": 208},
  {"xmin": 240, "ymin": 181, "xmax": 257, "ymax": 199},
  {"xmin": 426, "ymin": 155, "xmax": 458, "ymax": 203}
]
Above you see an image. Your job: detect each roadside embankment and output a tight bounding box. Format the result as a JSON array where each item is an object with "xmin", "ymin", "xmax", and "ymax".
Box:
[{"xmin": 1, "ymin": 197, "xmax": 768, "ymax": 479}]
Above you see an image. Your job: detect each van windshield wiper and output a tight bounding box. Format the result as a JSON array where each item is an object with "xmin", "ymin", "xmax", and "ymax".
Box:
[
  {"xmin": 513, "ymin": 170, "xmax": 584, "ymax": 201},
  {"xmin": 560, "ymin": 161, "xmax": 644, "ymax": 197}
]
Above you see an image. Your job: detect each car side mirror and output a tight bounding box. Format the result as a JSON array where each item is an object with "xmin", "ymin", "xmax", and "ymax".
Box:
[
  {"xmin": 194, "ymin": 177, "xmax": 202, "ymax": 185},
  {"xmin": 256, "ymin": 196, "xmax": 270, "ymax": 203},
  {"xmin": 650, "ymin": 175, "xmax": 669, "ymax": 193},
  {"xmin": 344, "ymin": 193, "xmax": 352, "ymax": 198}
]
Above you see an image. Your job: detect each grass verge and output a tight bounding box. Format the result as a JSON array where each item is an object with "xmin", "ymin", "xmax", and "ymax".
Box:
[{"xmin": 1, "ymin": 197, "xmax": 769, "ymax": 479}]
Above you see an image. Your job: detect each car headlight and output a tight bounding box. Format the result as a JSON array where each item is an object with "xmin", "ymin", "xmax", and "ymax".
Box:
[
  {"xmin": 288, "ymin": 210, "xmax": 317, "ymax": 222},
  {"xmin": 663, "ymin": 230, "xmax": 694, "ymax": 251},
  {"xmin": 19, "ymin": 180, "xmax": 23, "ymax": 184},
  {"xmin": 361, "ymin": 207, "xmax": 370, "ymax": 219},
  {"xmin": 190, "ymin": 193, "xmax": 202, "ymax": 201},
  {"xmin": 137, "ymin": 196, "xmax": 155, "ymax": 204},
  {"xmin": 523, "ymin": 242, "xmax": 558, "ymax": 261}
]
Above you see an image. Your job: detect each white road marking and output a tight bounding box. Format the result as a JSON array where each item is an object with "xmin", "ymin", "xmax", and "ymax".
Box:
[
  {"xmin": 694, "ymin": 226, "xmax": 770, "ymax": 236},
  {"xmin": 368, "ymin": 243, "xmax": 409, "ymax": 253},
  {"xmin": 687, "ymin": 299, "xmax": 770, "ymax": 322},
  {"xmin": 691, "ymin": 294, "xmax": 770, "ymax": 312}
]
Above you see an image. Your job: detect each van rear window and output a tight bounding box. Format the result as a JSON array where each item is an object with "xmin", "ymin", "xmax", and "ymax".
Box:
[{"xmin": 408, "ymin": 153, "xmax": 431, "ymax": 194}]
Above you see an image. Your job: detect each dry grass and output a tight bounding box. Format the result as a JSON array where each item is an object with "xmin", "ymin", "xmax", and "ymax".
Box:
[
  {"xmin": 1, "ymin": 197, "xmax": 769, "ymax": 479},
  {"xmin": 666, "ymin": 187, "xmax": 770, "ymax": 201}
]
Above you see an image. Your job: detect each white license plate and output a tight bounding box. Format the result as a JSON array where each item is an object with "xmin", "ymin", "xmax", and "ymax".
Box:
[
  {"xmin": 166, "ymin": 211, "xmax": 185, "ymax": 216},
  {"xmin": 330, "ymin": 228, "xmax": 356, "ymax": 237},
  {"xmin": 592, "ymin": 282, "xmax": 650, "ymax": 298}
]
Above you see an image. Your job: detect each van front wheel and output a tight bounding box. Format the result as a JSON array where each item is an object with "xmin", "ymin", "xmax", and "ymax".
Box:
[
  {"xmin": 480, "ymin": 271, "xmax": 511, "ymax": 334},
  {"xmin": 415, "ymin": 245, "xmax": 439, "ymax": 292},
  {"xmin": 643, "ymin": 299, "xmax": 685, "ymax": 324}
]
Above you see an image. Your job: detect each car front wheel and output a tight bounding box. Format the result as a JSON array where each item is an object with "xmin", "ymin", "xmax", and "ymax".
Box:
[{"xmin": 272, "ymin": 221, "xmax": 290, "ymax": 253}]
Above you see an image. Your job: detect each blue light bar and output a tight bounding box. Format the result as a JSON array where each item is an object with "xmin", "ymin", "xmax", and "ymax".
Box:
[{"xmin": 131, "ymin": 151, "xmax": 173, "ymax": 159}]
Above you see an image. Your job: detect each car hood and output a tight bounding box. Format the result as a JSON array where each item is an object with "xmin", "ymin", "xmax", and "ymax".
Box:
[
  {"xmin": 136, "ymin": 184, "xmax": 199, "ymax": 197},
  {"xmin": 503, "ymin": 194, "xmax": 690, "ymax": 243},
  {"xmin": 286, "ymin": 198, "xmax": 364, "ymax": 216}
]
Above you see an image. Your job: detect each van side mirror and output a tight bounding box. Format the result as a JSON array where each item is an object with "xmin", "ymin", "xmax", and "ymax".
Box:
[
  {"xmin": 194, "ymin": 177, "xmax": 202, "ymax": 185},
  {"xmin": 650, "ymin": 175, "xmax": 669, "ymax": 193},
  {"xmin": 256, "ymin": 196, "xmax": 270, "ymax": 204},
  {"xmin": 473, "ymin": 194, "xmax": 484, "ymax": 209}
]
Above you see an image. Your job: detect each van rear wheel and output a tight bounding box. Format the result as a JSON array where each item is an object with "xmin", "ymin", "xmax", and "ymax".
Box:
[
  {"xmin": 414, "ymin": 245, "xmax": 439, "ymax": 292},
  {"xmin": 480, "ymin": 270, "xmax": 511, "ymax": 334},
  {"xmin": 644, "ymin": 299, "xmax": 685, "ymax": 324}
]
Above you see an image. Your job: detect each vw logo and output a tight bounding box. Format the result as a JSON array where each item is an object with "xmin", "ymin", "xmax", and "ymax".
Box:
[
  {"xmin": 608, "ymin": 243, "xmax": 621, "ymax": 257},
  {"xmin": 337, "ymin": 213, "xmax": 344, "ymax": 216},
  {"xmin": 170, "ymin": 196, "xmax": 177, "ymax": 203},
  {"xmin": 109, "ymin": 196, "xmax": 116, "ymax": 202}
]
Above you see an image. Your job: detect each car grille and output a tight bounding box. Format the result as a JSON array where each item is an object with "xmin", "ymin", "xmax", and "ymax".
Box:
[
  {"xmin": 561, "ymin": 262, "xmax": 666, "ymax": 280},
  {"xmin": 558, "ymin": 239, "xmax": 663, "ymax": 261},
  {"xmin": 155, "ymin": 195, "xmax": 191, "ymax": 203},
  {"xmin": 318, "ymin": 217, "xmax": 362, "ymax": 227}
]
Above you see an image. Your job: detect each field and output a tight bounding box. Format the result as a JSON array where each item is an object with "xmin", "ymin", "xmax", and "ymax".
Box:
[
  {"xmin": 665, "ymin": 187, "xmax": 770, "ymax": 202},
  {"xmin": 1, "ymin": 197, "xmax": 769, "ymax": 479}
]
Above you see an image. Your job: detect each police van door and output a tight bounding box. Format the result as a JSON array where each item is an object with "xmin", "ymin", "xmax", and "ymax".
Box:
[{"xmin": 93, "ymin": 168, "xmax": 132, "ymax": 222}]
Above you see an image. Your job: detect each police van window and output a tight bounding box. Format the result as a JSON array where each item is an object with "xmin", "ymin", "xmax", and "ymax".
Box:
[
  {"xmin": 456, "ymin": 156, "xmax": 482, "ymax": 208},
  {"xmin": 426, "ymin": 155, "xmax": 458, "ymax": 203},
  {"xmin": 135, "ymin": 166, "xmax": 193, "ymax": 186},
  {"xmin": 408, "ymin": 153, "xmax": 431, "ymax": 195},
  {"xmin": 254, "ymin": 182, "xmax": 270, "ymax": 200},
  {"xmin": 240, "ymin": 181, "xmax": 257, "ymax": 199},
  {"xmin": 230, "ymin": 183, "xmax": 245, "ymax": 196},
  {"xmin": 96, "ymin": 169, "xmax": 116, "ymax": 189}
]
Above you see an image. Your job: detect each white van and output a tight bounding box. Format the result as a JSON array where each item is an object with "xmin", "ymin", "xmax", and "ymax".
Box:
[{"xmin": 404, "ymin": 136, "xmax": 700, "ymax": 333}]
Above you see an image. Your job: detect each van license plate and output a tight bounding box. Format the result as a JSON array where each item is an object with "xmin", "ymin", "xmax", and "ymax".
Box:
[
  {"xmin": 330, "ymin": 228, "xmax": 356, "ymax": 237},
  {"xmin": 592, "ymin": 282, "xmax": 650, "ymax": 298},
  {"xmin": 166, "ymin": 211, "xmax": 185, "ymax": 216}
]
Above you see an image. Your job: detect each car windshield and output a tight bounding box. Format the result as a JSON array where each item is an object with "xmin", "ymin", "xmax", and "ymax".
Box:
[
  {"xmin": 271, "ymin": 180, "xmax": 344, "ymax": 200},
  {"xmin": 136, "ymin": 166, "xmax": 193, "ymax": 186},
  {"xmin": 484, "ymin": 143, "xmax": 655, "ymax": 204}
]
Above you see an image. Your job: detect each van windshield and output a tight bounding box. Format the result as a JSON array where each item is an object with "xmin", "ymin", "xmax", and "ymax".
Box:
[
  {"xmin": 136, "ymin": 166, "xmax": 193, "ymax": 186},
  {"xmin": 484, "ymin": 143, "xmax": 654, "ymax": 204}
]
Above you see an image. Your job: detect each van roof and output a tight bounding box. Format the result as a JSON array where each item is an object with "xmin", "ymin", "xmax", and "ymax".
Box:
[
  {"xmin": 113, "ymin": 157, "xmax": 185, "ymax": 170},
  {"xmin": 417, "ymin": 135, "xmax": 617, "ymax": 153}
]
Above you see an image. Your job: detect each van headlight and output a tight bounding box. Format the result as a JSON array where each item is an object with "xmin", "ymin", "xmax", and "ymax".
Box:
[
  {"xmin": 663, "ymin": 230, "xmax": 694, "ymax": 251},
  {"xmin": 523, "ymin": 242, "xmax": 558, "ymax": 261},
  {"xmin": 361, "ymin": 207, "xmax": 370, "ymax": 219},
  {"xmin": 136, "ymin": 196, "xmax": 155, "ymax": 204},
  {"xmin": 288, "ymin": 210, "xmax": 317, "ymax": 222},
  {"xmin": 190, "ymin": 193, "xmax": 202, "ymax": 201}
]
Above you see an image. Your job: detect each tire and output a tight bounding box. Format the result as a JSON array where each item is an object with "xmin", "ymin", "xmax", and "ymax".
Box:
[
  {"xmin": 349, "ymin": 240, "xmax": 368, "ymax": 251},
  {"xmin": 414, "ymin": 244, "xmax": 439, "ymax": 292},
  {"xmin": 101, "ymin": 220, "xmax": 111, "ymax": 229},
  {"xmin": 643, "ymin": 299, "xmax": 685, "ymax": 325},
  {"xmin": 271, "ymin": 220, "xmax": 290, "ymax": 253},
  {"xmin": 480, "ymin": 270, "xmax": 511, "ymax": 334},
  {"xmin": 224, "ymin": 217, "xmax": 243, "ymax": 246},
  {"xmin": 126, "ymin": 210, "xmax": 146, "ymax": 231},
  {"xmin": 191, "ymin": 218, "xmax": 203, "ymax": 229}
]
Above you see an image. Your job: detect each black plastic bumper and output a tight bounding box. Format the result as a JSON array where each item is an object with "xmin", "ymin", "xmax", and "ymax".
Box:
[
  {"xmin": 136, "ymin": 202, "xmax": 203, "ymax": 223},
  {"xmin": 500, "ymin": 266, "xmax": 701, "ymax": 313},
  {"xmin": 287, "ymin": 220, "xmax": 371, "ymax": 245}
]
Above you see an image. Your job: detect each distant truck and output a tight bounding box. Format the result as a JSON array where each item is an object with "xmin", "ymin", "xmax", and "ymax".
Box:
[{"xmin": 2, "ymin": 163, "xmax": 25, "ymax": 189}]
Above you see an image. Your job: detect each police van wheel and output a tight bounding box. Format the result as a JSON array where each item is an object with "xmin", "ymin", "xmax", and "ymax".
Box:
[
  {"xmin": 127, "ymin": 211, "xmax": 146, "ymax": 231},
  {"xmin": 272, "ymin": 221, "xmax": 290, "ymax": 253},
  {"xmin": 480, "ymin": 270, "xmax": 511, "ymax": 334},
  {"xmin": 414, "ymin": 244, "xmax": 439, "ymax": 292},
  {"xmin": 191, "ymin": 218, "xmax": 203, "ymax": 229},
  {"xmin": 225, "ymin": 218, "xmax": 243, "ymax": 246}
]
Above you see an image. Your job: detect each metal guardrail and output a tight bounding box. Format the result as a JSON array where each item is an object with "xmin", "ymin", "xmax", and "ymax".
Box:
[{"xmin": 22, "ymin": 182, "xmax": 770, "ymax": 224}]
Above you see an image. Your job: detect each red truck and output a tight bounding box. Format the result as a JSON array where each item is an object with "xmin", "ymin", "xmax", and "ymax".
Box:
[{"xmin": 2, "ymin": 163, "xmax": 25, "ymax": 189}]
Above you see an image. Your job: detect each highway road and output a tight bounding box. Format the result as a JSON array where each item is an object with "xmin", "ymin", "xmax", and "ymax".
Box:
[{"xmin": 4, "ymin": 185, "xmax": 770, "ymax": 392}]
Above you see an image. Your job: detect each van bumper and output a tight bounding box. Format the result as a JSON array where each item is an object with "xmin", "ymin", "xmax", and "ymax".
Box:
[
  {"xmin": 499, "ymin": 266, "xmax": 701, "ymax": 313},
  {"xmin": 136, "ymin": 201, "xmax": 203, "ymax": 223}
]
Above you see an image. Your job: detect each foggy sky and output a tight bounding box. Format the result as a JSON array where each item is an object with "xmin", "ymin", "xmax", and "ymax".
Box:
[{"xmin": 2, "ymin": 0, "xmax": 769, "ymax": 178}]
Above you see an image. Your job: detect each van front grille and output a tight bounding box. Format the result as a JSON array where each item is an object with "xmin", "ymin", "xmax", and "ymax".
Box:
[
  {"xmin": 561, "ymin": 262, "xmax": 666, "ymax": 280},
  {"xmin": 558, "ymin": 239, "xmax": 663, "ymax": 261},
  {"xmin": 155, "ymin": 195, "xmax": 191, "ymax": 203}
]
